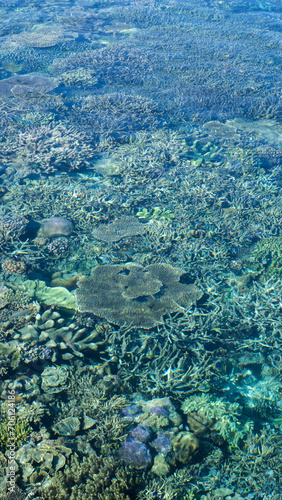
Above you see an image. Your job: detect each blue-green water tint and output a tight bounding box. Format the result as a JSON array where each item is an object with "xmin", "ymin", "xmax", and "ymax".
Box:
[{"xmin": 0, "ymin": 0, "xmax": 281, "ymax": 498}]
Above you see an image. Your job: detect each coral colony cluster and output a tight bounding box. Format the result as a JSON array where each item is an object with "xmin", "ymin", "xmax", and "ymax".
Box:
[{"xmin": 0, "ymin": 0, "xmax": 281, "ymax": 499}]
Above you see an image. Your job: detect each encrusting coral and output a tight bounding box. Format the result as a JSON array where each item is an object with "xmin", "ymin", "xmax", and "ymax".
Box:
[{"xmin": 75, "ymin": 262, "xmax": 203, "ymax": 329}]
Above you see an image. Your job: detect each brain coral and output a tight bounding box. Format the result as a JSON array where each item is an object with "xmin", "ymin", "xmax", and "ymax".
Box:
[{"xmin": 75, "ymin": 263, "xmax": 202, "ymax": 329}]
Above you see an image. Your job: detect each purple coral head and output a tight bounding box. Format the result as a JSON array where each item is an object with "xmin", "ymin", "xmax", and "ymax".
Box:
[
  {"xmin": 150, "ymin": 433, "xmax": 172, "ymax": 455},
  {"xmin": 118, "ymin": 437, "xmax": 152, "ymax": 469},
  {"xmin": 149, "ymin": 406, "xmax": 169, "ymax": 417},
  {"xmin": 120, "ymin": 404, "xmax": 142, "ymax": 420},
  {"xmin": 129, "ymin": 424, "xmax": 151, "ymax": 443}
]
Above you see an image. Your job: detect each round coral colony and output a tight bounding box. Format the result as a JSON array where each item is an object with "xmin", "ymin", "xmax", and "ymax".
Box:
[{"xmin": 42, "ymin": 217, "xmax": 74, "ymax": 238}]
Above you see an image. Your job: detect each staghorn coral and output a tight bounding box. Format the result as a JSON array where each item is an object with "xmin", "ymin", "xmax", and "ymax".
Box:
[
  {"xmin": 39, "ymin": 453, "xmax": 135, "ymax": 500},
  {"xmin": 0, "ymin": 122, "xmax": 95, "ymax": 175},
  {"xmin": 76, "ymin": 262, "xmax": 203, "ymax": 329},
  {"xmin": 71, "ymin": 91, "xmax": 163, "ymax": 136},
  {"xmin": 247, "ymin": 237, "xmax": 282, "ymax": 279},
  {"xmin": 16, "ymin": 400, "xmax": 49, "ymax": 424},
  {"xmin": 185, "ymin": 424, "xmax": 282, "ymax": 499},
  {"xmin": 59, "ymin": 68, "xmax": 98, "ymax": 87}
]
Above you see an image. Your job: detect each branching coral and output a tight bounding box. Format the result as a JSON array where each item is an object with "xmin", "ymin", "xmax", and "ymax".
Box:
[
  {"xmin": 40, "ymin": 453, "xmax": 135, "ymax": 500},
  {"xmin": 182, "ymin": 393, "xmax": 254, "ymax": 448},
  {"xmin": 72, "ymin": 92, "xmax": 162, "ymax": 135},
  {"xmin": 0, "ymin": 122, "xmax": 95, "ymax": 175},
  {"xmin": 0, "ymin": 417, "xmax": 32, "ymax": 452}
]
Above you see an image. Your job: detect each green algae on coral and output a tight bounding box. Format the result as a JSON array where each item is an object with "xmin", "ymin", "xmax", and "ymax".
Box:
[
  {"xmin": 136, "ymin": 207, "xmax": 174, "ymax": 221},
  {"xmin": 0, "ymin": 417, "xmax": 32, "ymax": 452}
]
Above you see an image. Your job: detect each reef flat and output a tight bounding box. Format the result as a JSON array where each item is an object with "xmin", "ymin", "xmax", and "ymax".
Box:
[{"xmin": 0, "ymin": 0, "xmax": 281, "ymax": 499}]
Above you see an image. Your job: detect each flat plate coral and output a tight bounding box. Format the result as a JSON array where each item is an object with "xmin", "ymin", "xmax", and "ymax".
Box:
[
  {"xmin": 92, "ymin": 216, "xmax": 145, "ymax": 243},
  {"xmin": 0, "ymin": 75, "xmax": 58, "ymax": 99},
  {"xmin": 75, "ymin": 263, "xmax": 203, "ymax": 329}
]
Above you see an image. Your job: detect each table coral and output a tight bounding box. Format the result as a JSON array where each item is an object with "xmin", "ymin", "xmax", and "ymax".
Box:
[
  {"xmin": 92, "ymin": 216, "xmax": 145, "ymax": 243},
  {"xmin": 76, "ymin": 262, "xmax": 203, "ymax": 329}
]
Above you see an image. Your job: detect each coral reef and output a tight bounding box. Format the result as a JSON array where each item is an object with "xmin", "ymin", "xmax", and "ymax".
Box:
[
  {"xmin": 42, "ymin": 217, "xmax": 74, "ymax": 238},
  {"xmin": 41, "ymin": 366, "xmax": 69, "ymax": 394},
  {"xmin": 136, "ymin": 207, "xmax": 175, "ymax": 222},
  {"xmin": 14, "ymin": 304, "xmax": 102, "ymax": 361},
  {"xmin": 2, "ymin": 259, "xmax": 27, "ymax": 275},
  {"xmin": 92, "ymin": 216, "xmax": 145, "ymax": 243},
  {"xmin": 0, "ymin": 417, "xmax": 32, "ymax": 452},
  {"xmin": 182, "ymin": 394, "xmax": 254, "ymax": 448},
  {"xmin": 0, "ymin": 122, "xmax": 95, "ymax": 175},
  {"xmin": 118, "ymin": 397, "xmax": 199, "ymax": 475},
  {"xmin": 0, "ymin": 342, "xmax": 21, "ymax": 373},
  {"xmin": 118, "ymin": 438, "xmax": 152, "ymax": 469},
  {"xmin": 0, "ymin": 75, "xmax": 58, "ymax": 99},
  {"xmin": 76, "ymin": 262, "xmax": 202, "ymax": 328},
  {"xmin": 40, "ymin": 454, "xmax": 136, "ymax": 500},
  {"xmin": 0, "ymin": 215, "xmax": 29, "ymax": 241},
  {"xmin": 16, "ymin": 438, "xmax": 72, "ymax": 483},
  {"xmin": 0, "ymin": 0, "xmax": 282, "ymax": 498},
  {"xmin": 47, "ymin": 237, "xmax": 69, "ymax": 256}
]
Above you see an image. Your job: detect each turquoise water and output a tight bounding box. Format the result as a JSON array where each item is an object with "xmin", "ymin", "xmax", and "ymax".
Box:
[{"xmin": 0, "ymin": 0, "xmax": 281, "ymax": 498}]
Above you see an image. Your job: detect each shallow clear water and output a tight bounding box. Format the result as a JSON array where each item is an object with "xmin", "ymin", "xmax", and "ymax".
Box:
[{"xmin": 0, "ymin": 0, "xmax": 281, "ymax": 499}]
